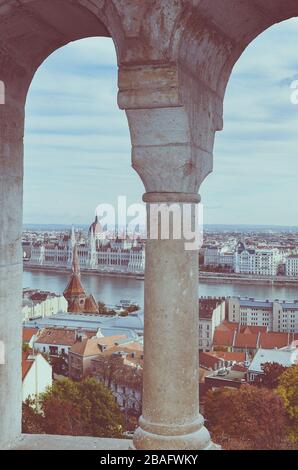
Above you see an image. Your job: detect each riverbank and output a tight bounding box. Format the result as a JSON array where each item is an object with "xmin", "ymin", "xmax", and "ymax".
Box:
[
  {"xmin": 23, "ymin": 264, "xmax": 141, "ymax": 280},
  {"xmin": 200, "ymin": 272, "xmax": 298, "ymax": 286},
  {"xmin": 23, "ymin": 264, "xmax": 298, "ymax": 286}
]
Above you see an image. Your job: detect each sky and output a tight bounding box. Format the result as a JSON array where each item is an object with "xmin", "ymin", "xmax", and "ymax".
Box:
[{"xmin": 24, "ymin": 17, "xmax": 298, "ymax": 226}]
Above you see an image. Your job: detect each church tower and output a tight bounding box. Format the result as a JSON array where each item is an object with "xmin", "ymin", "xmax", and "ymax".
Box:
[{"xmin": 63, "ymin": 242, "xmax": 87, "ymax": 313}]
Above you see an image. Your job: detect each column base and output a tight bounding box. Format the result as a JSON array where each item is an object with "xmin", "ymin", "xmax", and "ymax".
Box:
[{"xmin": 132, "ymin": 415, "xmax": 220, "ymax": 450}]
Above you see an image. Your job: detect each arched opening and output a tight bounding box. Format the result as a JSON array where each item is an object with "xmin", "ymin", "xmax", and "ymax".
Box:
[
  {"xmin": 0, "ymin": 0, "xmax": 140, "ymax": 449},
  {"xmin": 199, "ymin": 17, "xmax": 298, "ymax": 450},
  {"xmin": 2, "ymin": 0, "xmax": 298, "ymax": 452},
  {"xmin": 202, "ymin": 16, "xmax": 298, "ymax": 293},
  {"xmin": 21, "ymin": 33, "xmax": 147, "ymax": 436}
]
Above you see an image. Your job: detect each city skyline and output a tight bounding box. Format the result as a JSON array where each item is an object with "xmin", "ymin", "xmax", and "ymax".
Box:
[{"xmin": 24, "ymin": 18, "xmax": 298, "ymax": 226}]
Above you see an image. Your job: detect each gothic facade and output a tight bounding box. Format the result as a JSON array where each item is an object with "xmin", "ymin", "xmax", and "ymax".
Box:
[{"xmin": 28, "ymin": 220, "xmax": 145, "ymax": 274}]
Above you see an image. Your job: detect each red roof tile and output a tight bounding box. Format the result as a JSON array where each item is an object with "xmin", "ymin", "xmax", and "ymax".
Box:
[
  {"xmin": 199, "ymin": 352, "xmax": 219, "ymax": 369},
  {"xmin": 84, "ymin": 295, "xmax": 99, "ymax": 314},
  {"xmin": 259, "ymin": 332, "xmax": 298, "ymax": 349},
  {"xmin": 22, "ymin": 352, "xmax": 34, "ymax": 380},
  {"xmin": 22, "ymin": 328, "xmax": 38, "ymax": 343},
  {"xmin": 35, "ymin": 328, "xmax": 77, "ymax": 346},
  {"xmin": 208, "ymin": 351, "xmax": 246, "ymax": 362},
  {"xmin": 64, "ymin": 273, "xmax": 86, "ymax": 297},
  {"xmin": 213, "ymin": 322, "xmax": 298, "ymax": 350}
]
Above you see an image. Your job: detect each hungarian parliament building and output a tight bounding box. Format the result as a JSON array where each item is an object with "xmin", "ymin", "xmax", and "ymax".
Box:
[{"xmin": 26, "ymin": 217, "xmax": 145, "ymax": 274}]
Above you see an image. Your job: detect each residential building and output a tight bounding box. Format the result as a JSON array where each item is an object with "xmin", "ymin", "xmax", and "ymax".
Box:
[
  {"xmin": 34, "ymin": 327, "xmax": 86, "ymax": 357},
  {"xmin": 234, "ymin": 243, "xmax": 281, "ymax": 276},
  {"xmin": 69, "ymin": 334, "xmax": 128, "ymax": 381},
  {"xmin": 22, "ymin": 352, "xmax": 52, "ymax": 402},
  {"xmin": 247, "ymin": 345, "xmax": 298, "ymax": 382},
  {"xmin": 199, "ymin": 351, "xmax": 247, "ymax": 371},
  {"xmin": 24, "ymin": 312, "xmax": 143, "ymax": 342},
  {"xmin": 286, "ymin": 255, "xmax": 298, "ymax": 276},
  {"xmin": 204, "ymin": 366, "xmax": 248, "ymax": 391},
  {"xmin": 22, "ymin": 289, "xmax": 68, "ymax": 321},
  {"xmin": 199, "ymin": 298, "xmax": 226, "ymax": 351},
  {"xmin": 227, "ymin": 297, "xmax": 298, "ymax": 333},
  {"xmin": 213, "ymin": 321, "xmax": 298, "ymax": 355},
  {"xmin": 22, "ymin": 328, "xmax": 38, "ymax": 349},
  {"xmin": 204, "ymin": 246, "xmax": 234, "ymax": 270},
  {"xmin": 91, "ymin": 342, "xmax": 143, "ymax": 415}
]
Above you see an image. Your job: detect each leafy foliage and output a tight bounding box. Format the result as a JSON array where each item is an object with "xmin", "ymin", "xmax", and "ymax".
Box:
[
  {"xmin": 258, "ymin": 362, "xmax": 287, "ymax": 389},
  {"xmin": 98, "ymin": 301, "xmax": 117, "ymax": 316},
  {"xmin": 205, "ymin": 384, "xmax": 288, "ymax": 449},
  {"xmin": 277, "ymin": 364, "xmax": 298, "ymax": 444},
  {"xmin": 22, "ymin": 398, "xmax": 45, "ymax": 434},
  {"xmin": 22, "ymin": 378, "xmax": 124, "ymax": 438},
  {"xmin": 22, "ymin": 342, "xmax": 30, "ymax": 353}
]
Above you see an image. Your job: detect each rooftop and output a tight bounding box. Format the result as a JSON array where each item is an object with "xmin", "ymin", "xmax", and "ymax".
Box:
[
  {"xmin": 199, "ymin": 298, "xmax": 223, "ymax": 319},
  {"xmin": 22, "ymin": 352, "xmax": 34, "ymax": 380},
  {"xmin": 22, "ymin": 328, "xmax": 38, "ymax": 343},
  {"xmin": 213, "ymin": 321, "xmax": 297, "ymax": 349},
  {"xmin": 70, "ymin": 335, "xmax": 127, "ymax": 356},
  {"xmin": 248, "ymin": 347, "xmax": 298, "ymax": 373},
  {"xmin": 35, "ymin": 328, "xmax": 78, "ymax": 346}
]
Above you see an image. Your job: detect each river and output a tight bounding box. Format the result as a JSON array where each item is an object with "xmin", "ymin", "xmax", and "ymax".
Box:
[{"xmin": 23, "ymin": 270, "xmax": 298, "ymax": 306}]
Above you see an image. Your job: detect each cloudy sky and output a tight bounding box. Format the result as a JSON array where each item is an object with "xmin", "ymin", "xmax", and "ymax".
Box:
[{"xmin": 24, "ymin": 17, "xmax": 298, "ymax": 226}]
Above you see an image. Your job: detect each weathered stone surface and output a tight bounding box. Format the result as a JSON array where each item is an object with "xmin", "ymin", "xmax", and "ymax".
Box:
[
  {"xmin": 118, "ymin": 64, "xmax": 181, "ymax": 110},
  {"xmin": 0, "ymin": 95, "xmax": 23, "ymax": 449},
  {"xmin": 12, "ymin": 434, "xmax": 131, "ymax": 450}
]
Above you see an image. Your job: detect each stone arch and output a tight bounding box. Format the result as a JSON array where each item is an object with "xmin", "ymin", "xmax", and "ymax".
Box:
[
  {"xmin": 162, "ymin": 1, "xmax": 298, "ymax": 193},
  {"xmin": 2, "ymin": 0, "xmax": 298, "ymax": 451},
  {"xmin": 0, "ymin": 0, "xmax": 131, "ymax": 450}
]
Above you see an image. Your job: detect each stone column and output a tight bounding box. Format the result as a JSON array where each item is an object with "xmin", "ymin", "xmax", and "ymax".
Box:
[
  {"xmin": 133, "ymin": 192, "xmax": 215, "ymax": 450},
  {"xmin": 119, "ymin": 63, "xmax": 217, "ymax": 450},
  {"xmin": 0, "ymin": 97, "xmax": 24, "ymax": 448}
]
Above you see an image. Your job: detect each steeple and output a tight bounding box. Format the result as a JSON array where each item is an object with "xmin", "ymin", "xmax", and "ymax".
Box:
[
  {"xmin": 64, "ymin": 242, "xmax": 86, "ymax": 313},
  {"xmin": 72, "ymin": 242, "xmax": 80, "ymax": 278},
  {"xmin": 71, "ymin": 225, "xmax": 76, "ymax": 247},
  {"xmin": 64, "ymin": 235, "xmax": 99, "ymax": 315}
]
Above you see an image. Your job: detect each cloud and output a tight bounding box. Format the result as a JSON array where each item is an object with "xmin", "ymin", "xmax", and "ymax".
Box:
[
  {"xmin": 24, "ymin": 22, "xmax": 298, "ymax": 226},
  {"xmin": 24, "ymin": 37, "xmax": 143, "ymax": 225},
  {"xmin": 201, "ymin": 17, "xmax": 298, "ymax": 225}
]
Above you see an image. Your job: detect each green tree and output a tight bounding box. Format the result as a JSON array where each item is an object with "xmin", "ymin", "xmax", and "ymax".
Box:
[
  {"xmin": 41, "ymin": 378, "xmax": 124, "ymax": 437},
  {"xmin": 22, "ymin": 398, "xmax": 45, "ymax": 434},
  {"xmin": 204, "ymin": 384, "xmax": 288, "ymax": 449},
  {"xmin": 119, "ymin": 310, "xmax": 129, "ymax": 317},
  {"xmin": 98, "ymin": 301, "xmax": 108, "ymax": 315},
  {"xmin": 50, "ymin": 354, "xmax": 69, "ymax": 376},
  {"xmin": 23, "ymin": 378, "xmax": 124, "ymax": 438},
  {"xmin": 22, "ymin": 342, "xmax": 30, "ymax": 353},
  {"xmin": 277, "ymin": 365, "xmax": 298, "ymax": 444},
  {"xmin": 258, "ymin": 362, "xmax": 287, "ymax": 389},
  {"xmin": 126, "ymin": 304, "xmax": 140, "ymax": 313}
]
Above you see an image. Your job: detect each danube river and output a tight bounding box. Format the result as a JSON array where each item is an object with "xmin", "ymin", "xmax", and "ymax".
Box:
[{"xmin": 23, "ymin": 270, "xmax": 298, "ymax": 307}]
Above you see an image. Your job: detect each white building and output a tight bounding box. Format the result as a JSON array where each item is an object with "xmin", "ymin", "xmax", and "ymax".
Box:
[
  {"xmin": 247, "ymin": 345, "xmax": 298, "ymax": 382},
  {"xmin": 22, "ymin": 290, "xmax": 68, "ymax": 321},
  {"xmin": 199, "ymin": 298, "xmax": 226, "ymax": 351},
  {"xmin": 204, "ymin": 246, "xmax": 234, "ymax": 270},
  {"xmin": 34, "ymin": 328, "xmax": 78, "ymax": 357},
  {"xmin": 91, "ymin": 345, "xmax": 143, "ymax": 415},
  {"xmin": 227, "ymin": 297, "xmax": 298, "ymax": 333},
  {"xmin": 286, "ymin": 255, "xmax": 298, "ymax": 276},
  {"xmin": 28, "ymin": 217, "xmax": 145, "ymax": 274},
  {"xmin": 22, "ymin": 352, "xmax": 52, "ymax": 402},
  {"xmin": 234, "ymin": 242, "xmax": 281, "ymax": 276}
]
